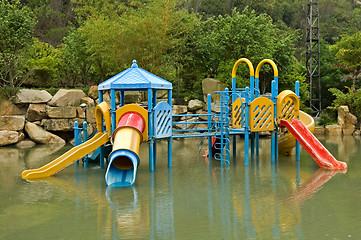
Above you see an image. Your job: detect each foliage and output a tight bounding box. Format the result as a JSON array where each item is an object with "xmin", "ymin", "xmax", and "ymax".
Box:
[
  {"xmin": 24, "ymin": 38, "xmax": 62, "ymax": 87},
  {"xmin": 79, "ymin": 0, "xmax": 198, "ymax": 83},
  {"xmin": 329, "ymin": 87, "xmax": 361, "ymax": 121},
  {"xmin": 318, "ymin": 109, "xmax": 337, "ymax": 127},
  {"xmin": 0, "ymin": 0, "xmax": 36, "ymax": 54},
  {"xmin": 182, "ymin": 8, "xmax": 301, "ymax": 99},
  {"xmin": 60, "ymin": 28, "xmax": 94, "ymax": 86},
  {"xmin": 22, "ymin": 0, "xmax": 76, "ymax": 46},
  {"xmin": 331, "ymin": 31, "xmax": 361, "ymax": 91},
  {"xmin": 0, "ymin": 0, "xmax": 36, "ymax": 96}
]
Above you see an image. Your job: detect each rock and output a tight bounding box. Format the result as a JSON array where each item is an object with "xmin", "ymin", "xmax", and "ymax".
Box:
[
  {"xmin": 338, "ymin": 106, "xmax": 357, "ymax": 135},
  {"xmin": 172, "ymin": 105, "xmax": 188, "ymax": 115},
  {"xmin": 32, "ymin": 121, "xmax": 41, "ymax": 126},
  {"xmin": 48, "ymin": 89, "xmax": 86, "ymax": 107},
  {"xmin": 0, "ymin": 100, "xmax": 23, "ymax": 116},
  {"xmin": 81, "ymin": 97, "xmax": 95, "ymax": 107},
  {"xmin": 26, "ymin": 104, "xmax": 47, "ymax": 121},
  {"xmin": 14, "ymin": 89, "xmax": 52, "ymax": 104},
  {"xmin": 46, "ymin": 106, "xmax": 77, "ymax": 119},
  {"xmin": 15, "ymin": 139, "xmax": 36, "ymax": 148},
  {"xmin": 314, "ymin": 127, "xmax": 326, "ymax": 135},
  {"xmin": 76, "ymin": 107, "xmax": 85, "ymax": 119},
  {"xmin": 205, "ymin": 101, "xmax": 221, "ymax": 112},
  {"xmin": 125, "ymin": 91, "xmax": 142, "ymax": 104},
  {"xmin": 88, "ymin": 86, "xmax": 99, "ymax": 99},
  {"xmin": 346, "ymin": 113, "xmax": 358, "ymax": 125},
  {"xmin": 157, "ymin": 90, "xmax": 168, "ymax": 99},
  {"xmin": 25, "ymin": 122, "xmax": 65, "ymax": 145},
  {"xmin": 18, "ymin": 132, "xmax": 25, "ymax": 142},
  {"xmin": 0, "ymin": 115, "xmax": 25, "ymax": 131},
  {"xmin": 343, "ymin": 127, "xmax": 355, "ymax": 135},
  {"xmin": 86, "ymin": 106, "xmax": 96, "ymax": 123},
  {"xmin": 188, "ymin": 99, "xmax": 204, "ymax": 112},
  {"xmin": 202, "ymin": 78, "xmax": 225, "ymax": 102},
  {"xmin": 325, "ymin": 124, "xmax": 342, "ymax": 135},
  {"xmin": 98, "ymin": 91, "xmax": 120, "ymax": 106},
  {"xmin": 41, "ymin": 118, "xmax": 83, "ymax": 131},
  {"xmin": 0, "ymin": 130, "xmax": 22, "ymax": 146}
]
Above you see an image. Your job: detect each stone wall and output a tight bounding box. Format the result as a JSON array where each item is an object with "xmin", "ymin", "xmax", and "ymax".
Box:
[
  {"xmin": 0, "ymin": 88, "xmax": 97, "ymax": 147},
  {"xmin": 0, "ymin": 82, "xmax": 218, "ymax": 147},
  {"xmin": 315, "ymin": 106, "xmax": 359, "ymax": 137},
  {"xmin": 3, "ymin": 80, "xmax": 356, "ymax": 148}
]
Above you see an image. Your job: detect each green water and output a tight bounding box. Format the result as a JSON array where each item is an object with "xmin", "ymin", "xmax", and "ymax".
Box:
[{"xmin": 1, "ymin": 136, "xmax": 361, "ymax": 240}]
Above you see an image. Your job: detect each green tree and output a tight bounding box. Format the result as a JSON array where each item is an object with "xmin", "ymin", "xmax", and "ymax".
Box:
[
  {"xmin": 183, "ymin": 8, "xmax": 304, "ymax": 100},
  {"xmin": 24, "ymin": 38, "xmax": 62, "ymax": 87},
  {"xmin": 77, "ymin": 0, "xmax": 198, "ymax": 83},
  {"xmin": 0, "ymin": 0, "xmax": 36, "ymax": 96},
  {"xmin": 60, "ymin": 28, "xmax": 93, "ymax": 86},
  {"xmin": 332, "ymin": 31, "xmax": 361, "ymax": 91}
]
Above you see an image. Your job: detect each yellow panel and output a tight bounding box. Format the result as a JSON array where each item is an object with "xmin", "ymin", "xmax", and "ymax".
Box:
[
  {"xmin": 115, "ymin": 104, "xmax": 148, "ymax": 141},
  {"xmin": 232, "ymin": 98, "xmax": 245, "ymax": 128},
  {"xmin": 249, "ymin": 97, "xmax": 274, "ymax": 132},
  {"xmin": 276, "ymin": 90, "xmax": 300, "ymax": 124}
]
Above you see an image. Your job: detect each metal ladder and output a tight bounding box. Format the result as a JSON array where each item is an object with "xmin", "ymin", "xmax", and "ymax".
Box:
[{"xmin": 214, "ymin": 89, "xmax": 230, "ymax": 166}]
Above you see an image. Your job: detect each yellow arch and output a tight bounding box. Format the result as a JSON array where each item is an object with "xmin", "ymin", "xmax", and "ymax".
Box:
[
  {"xmin": 276, "ymin": 90, "xmax": 300, "ymax": 124},
  {"xmin": 255, "ymin": 59, "xmax": 278, "ymax": 79},
  {"xmin": 232, "ymin": 58, "xmax": 255, "ymax": 78},
  {"xmin": 95, "ymin": 101, "xmax": 111, "ymax": 137}
]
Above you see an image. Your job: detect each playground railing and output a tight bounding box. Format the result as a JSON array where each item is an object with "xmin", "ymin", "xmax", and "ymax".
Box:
[{"xmin": 172, "ymin": 113, "xmax": 217, "ymax": 138}]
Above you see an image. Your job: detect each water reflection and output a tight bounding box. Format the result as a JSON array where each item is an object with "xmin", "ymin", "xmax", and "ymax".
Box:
[
  {"xmin": 289, "ymin": 168, "xmax": 347, "ymax": 203},
  {"xmin": 1, "ymin": 136, "xmax": 360, "ymax": 239}
]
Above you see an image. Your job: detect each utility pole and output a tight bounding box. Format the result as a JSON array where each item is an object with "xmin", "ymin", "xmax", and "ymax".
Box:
[{"xmin": 306, "ymin": 0, "xmax": 321, "ymax": 116}]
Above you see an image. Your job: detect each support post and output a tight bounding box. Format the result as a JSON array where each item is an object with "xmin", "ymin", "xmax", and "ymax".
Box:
[
  {"xmin": 120, "ymin": 91, "xmax": 125, "ymax": 107},
  {"xmin": 110, "ymin": 89, "xmax": 116, "ymax": 134},
  {"xmin": 244, "ymin": 87, "xmax": 250, "ymax": 166},
  {"xmin": 295, "ymin": 81, "xmax": 300, "ymax": 160},
  {"xmin": 83, "ymin": 121, "xmax": 88, "ymax": 168},
  {"xmin": 74, "ymin": 121, "xmax": 80, "ymax": 165},
  {"xmin": 168, "ymin": 89, "xmax": 172, "ymax": 168},
  {"xmin": 207, "ymin": 94, "xmax": 213, "ymax": 160},
  {"xmin": 153, "ymin": 90, "xmax": 157, "ymax": 167},
  {"xmin": 148, "ymin": 88, "xmax": 154, "ymax": 172}
]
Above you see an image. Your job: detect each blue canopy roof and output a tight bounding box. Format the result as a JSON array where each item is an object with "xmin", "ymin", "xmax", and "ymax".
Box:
[{"xmin": 98, "ymin": 60, "xmax": 172, "ymax": 90}]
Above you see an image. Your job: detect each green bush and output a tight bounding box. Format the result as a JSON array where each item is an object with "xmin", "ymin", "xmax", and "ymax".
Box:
[{"xmin": 329, "ymin": 87, "xmax": 361, "ymax": 121}]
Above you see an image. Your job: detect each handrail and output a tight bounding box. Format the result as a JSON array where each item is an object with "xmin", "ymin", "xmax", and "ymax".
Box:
[
  {"xmin": 232, "ymin": 58, "xmax": 255, "ymax": 78},
  {"xmin": 255, "ymin": 59, "xmax": 278, "ymax": 79}
]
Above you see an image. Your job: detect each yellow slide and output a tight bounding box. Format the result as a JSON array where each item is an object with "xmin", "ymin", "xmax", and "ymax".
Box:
[
  {"xmin": 278, "ymin": 110, "xmax": 315, "ymax": 155},
  {"xmin": 22, "ymin": 101, "xmax": 112, "ymax": 180},
  {"xmin": 21, "ymin": 132, "xmax": 109, "ymax": 180}
]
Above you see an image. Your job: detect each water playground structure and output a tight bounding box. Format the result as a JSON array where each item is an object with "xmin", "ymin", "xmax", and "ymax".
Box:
[{"xmin": 21, "ymin": 58, "xmax": 347, "ymax": 186}]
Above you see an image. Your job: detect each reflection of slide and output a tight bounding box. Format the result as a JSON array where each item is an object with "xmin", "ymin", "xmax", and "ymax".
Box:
[
  {"xmin": 280, "ymin": 118, "xmax": 347, "ymax": 170},
  {"xmin": 105, "ymin": 105, "xmax": 147, "ymax": 187},
  {"xmin": 21, "ymin": 132, "xmax": 109, "ymax": 180},
  {"xmin": 279, "ymin": 111, "xmax": 315, "ymax": 155},
  {"xmin": 290, "ymin": 168, "xmax": 347, "ymax": 203}
]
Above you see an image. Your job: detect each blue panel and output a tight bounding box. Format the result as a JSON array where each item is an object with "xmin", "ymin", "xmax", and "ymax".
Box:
[{"xmin": 154, "ymin": 101, "xmax": 172, "ymax": 139}]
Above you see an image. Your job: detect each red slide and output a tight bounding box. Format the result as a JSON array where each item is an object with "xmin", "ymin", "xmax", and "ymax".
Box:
[{"xmin": 280, "ymin": 119, "xmax": 347, "ymax": 170}]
